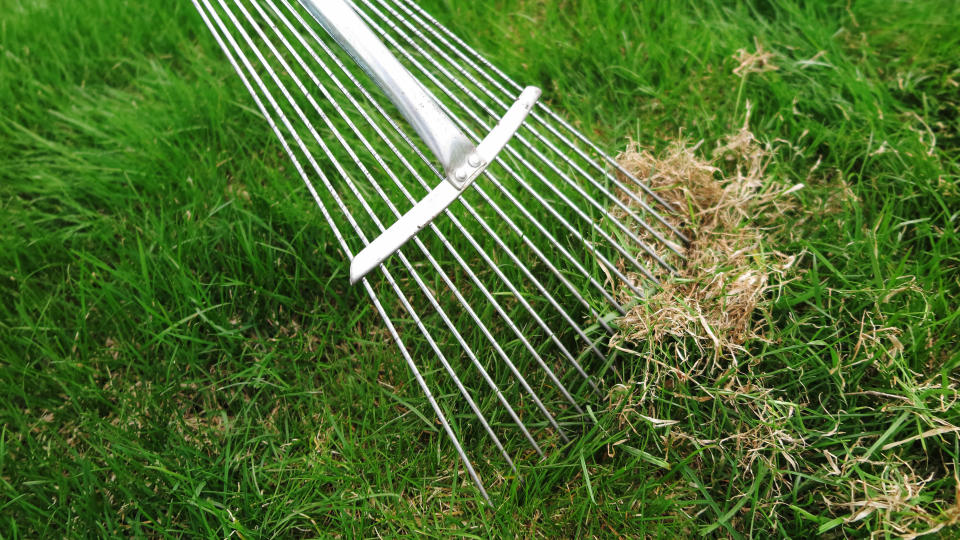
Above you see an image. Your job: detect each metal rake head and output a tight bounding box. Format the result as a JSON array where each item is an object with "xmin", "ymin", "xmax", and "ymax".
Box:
[{"xmin": 192, "ymin": 0, "xmax": 688, "ymax": 502}]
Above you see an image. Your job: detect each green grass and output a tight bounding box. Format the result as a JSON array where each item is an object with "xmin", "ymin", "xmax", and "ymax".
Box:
[{"xmin": 2, "ymin": 0, "xmax": 959, "ymax": 537}]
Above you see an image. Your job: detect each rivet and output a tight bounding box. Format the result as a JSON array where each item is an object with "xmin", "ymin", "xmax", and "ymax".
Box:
[{"xmin": 467, "ymin": 154, "xmax": 482, "ymax": 167}]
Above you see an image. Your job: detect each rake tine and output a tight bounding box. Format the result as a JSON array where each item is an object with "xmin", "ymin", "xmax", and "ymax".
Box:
[
  {"xmin": 393, "ymin": 0, "xmax": 691, "ymax": 246},
  {"xmin": 276, "ymin": 0, "xmax": 591, "ymax": 390},
  {"xmin": 369, "ymin": 0, "xmax": 685, "ymax": 269},
  {"xmin": 299, "ymin": 0, "xmax": 634, "ymax": 322},
  {"xmin": 358, "ymin": 0, "xmax": 669, "ymax": 279},
  {"xmin": 388, "ymin": 0, "xmax": 689, "ymax": 252},
  {"xmin": 267, "ymin": 0, "xmax": 597, "ymax": 411},
  {"xmin": 220, "ymin": 0, "xmax": 544, "ymax": 471},
  {"xmin": 362, "ymin": 284, "xmax": 491, "ymax": 502},
  {"xmin": 232, "ymin": 0, "xmax": 549, "ymax": 459},
  {"xmin": 349, "ymin": 1, "xmax": 656, "ymax": 294},
  {"xmin": 292, "ymin": 1, "xmax": 544, "ymax": 285},
  {"xmin": 245, "ymin": 0, "xmax": 572, "ymax": 445},
  {"xmin": 196, "ymin": 0, "xmax": 496, "ymax": 500},
  {"xmin": 281, "ymin": 2, "xmax": 627, "ymax": 339}
]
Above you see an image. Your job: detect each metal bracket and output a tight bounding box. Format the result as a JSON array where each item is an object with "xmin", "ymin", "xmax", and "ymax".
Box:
[{"xmin": 447, "ymin": 152, "xmax": 486, "ymax": 190}]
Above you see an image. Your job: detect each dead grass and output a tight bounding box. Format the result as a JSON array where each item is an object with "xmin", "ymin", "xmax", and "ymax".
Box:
[
  {"xmin": 605, "ymin": 112, "xmax": 959, "ymax": 536},
  {"xmin": 602, "ymin": 114, "xmax": 810, "ymax": 528},
  {"xmin": 821, "ymin": 458, "xmax": 960, "ymax": 539},
  {"xmin": 733, "ymin": 37, "xmax": 779, "ymax": 78},
  {"xmin": 612, "ymin": 110, "xmax": 801, "ymax": 364}
]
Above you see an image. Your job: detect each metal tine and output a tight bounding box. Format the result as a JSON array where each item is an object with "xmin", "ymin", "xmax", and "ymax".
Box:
[
  {"xmin": 201, "ymin": 0, "xmax": 548, "ymax": 500},
  {"xmin": 394, "ymin": 0, "xmax": 691, "ymax": 246},
  {"xmin": 221, "ymin": 0, "xmax": 541, "ymax": 468},
  {"xmin": 238, "ymin": 0, "xmax": 560, "ymax": 451},
  {"xmin": 277, "ymin": 15, "xmax": 625, "ymax": 334},
  {"xmin": 331, "ymin": 1, "xmax": 635, "ymax": 315},
  {"xmin": 275, "ymin": 0, "xmax": 595, "ymax": 382},
  {"xmin": 247, "ymin": 0, "xmax": 579, "ymax": 440},
  {"xmin": 192, "ymin": 0, "xmax": 492, "ymax": 502},
  {"xmin": 278, "ymin": 7, "xmax": 628, "ymax": 345},
  {"xmin": 389, "ymin": 0, "xmax": 688, "ymax": 252},
  {"xmin": 354, "ymin": 0, "xmax": 664, "ymax": 286},
  {"xmin": 270, "ymin": 0, "xmax": 601, "ymax": 402},
  {"xmin": 385, "ymin": 0, "xmax": 687, "ymax": 258},
  {"xmin": 348, "ymin": 1, "xmax": 656, "ymax": 294},
  {"xmin": 371, "ymin": 0, "xmax": 685, "ymax": 266},
  {"xmin": 301, "ymin": 43, "xmax": 629, "ymax": 333}
]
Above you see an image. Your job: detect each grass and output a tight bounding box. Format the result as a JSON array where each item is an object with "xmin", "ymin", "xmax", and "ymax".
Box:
[{"xmin": 2, "ymin": 0, "xmax": 959, "ymax": 536}]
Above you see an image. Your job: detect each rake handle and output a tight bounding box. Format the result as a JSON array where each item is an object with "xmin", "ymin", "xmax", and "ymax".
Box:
[{"xmin": 299, "ymin": 0, "xmax": 474, "ymax": 174}]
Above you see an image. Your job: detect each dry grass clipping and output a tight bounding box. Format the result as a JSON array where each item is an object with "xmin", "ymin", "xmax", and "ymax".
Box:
[
  {"xmin": 612, "ymin": 116, "xmax": 800, "ymax": 366},
  {"xmin": 605, "ymin": 116, "xmax": 959, "ymax": 537},
  {"xmin": 605, "ymin": 116, "xmax": 808, "ymax": 502},
  {"xmin": 733, "ymin": 37, "xmax": 779, "ymax": 78}
]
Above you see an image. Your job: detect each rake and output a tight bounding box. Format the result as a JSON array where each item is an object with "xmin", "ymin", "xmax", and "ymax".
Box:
[{"xmin": 191, "ymin": 0, "xmax": 688, "ymax": 502}]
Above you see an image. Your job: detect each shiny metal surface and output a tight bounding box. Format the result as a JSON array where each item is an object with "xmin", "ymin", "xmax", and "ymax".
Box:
[{"xmin": 299, "ymin": 0, "xmax": 472, "ymax": 174}]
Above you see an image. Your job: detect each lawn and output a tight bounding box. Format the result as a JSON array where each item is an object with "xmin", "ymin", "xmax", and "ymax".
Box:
[{"xmin": 2, "ymin": 0, "xmax": 959, "ymax": 537}]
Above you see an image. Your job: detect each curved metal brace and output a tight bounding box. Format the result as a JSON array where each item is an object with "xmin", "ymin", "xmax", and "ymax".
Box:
[{"xmin": 350, "ymin": 87, "xmax": 540, "ymax": 284}]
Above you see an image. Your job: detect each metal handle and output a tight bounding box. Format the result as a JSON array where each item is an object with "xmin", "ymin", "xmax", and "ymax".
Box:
[{"xmin": 299, "ymin": 0, "xmax": 473, "ymax": 174}]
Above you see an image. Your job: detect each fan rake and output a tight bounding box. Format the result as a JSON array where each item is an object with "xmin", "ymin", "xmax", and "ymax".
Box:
[{"xmin": 191, "ymin": 0, "xmax": 687, "ymax": 502}]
